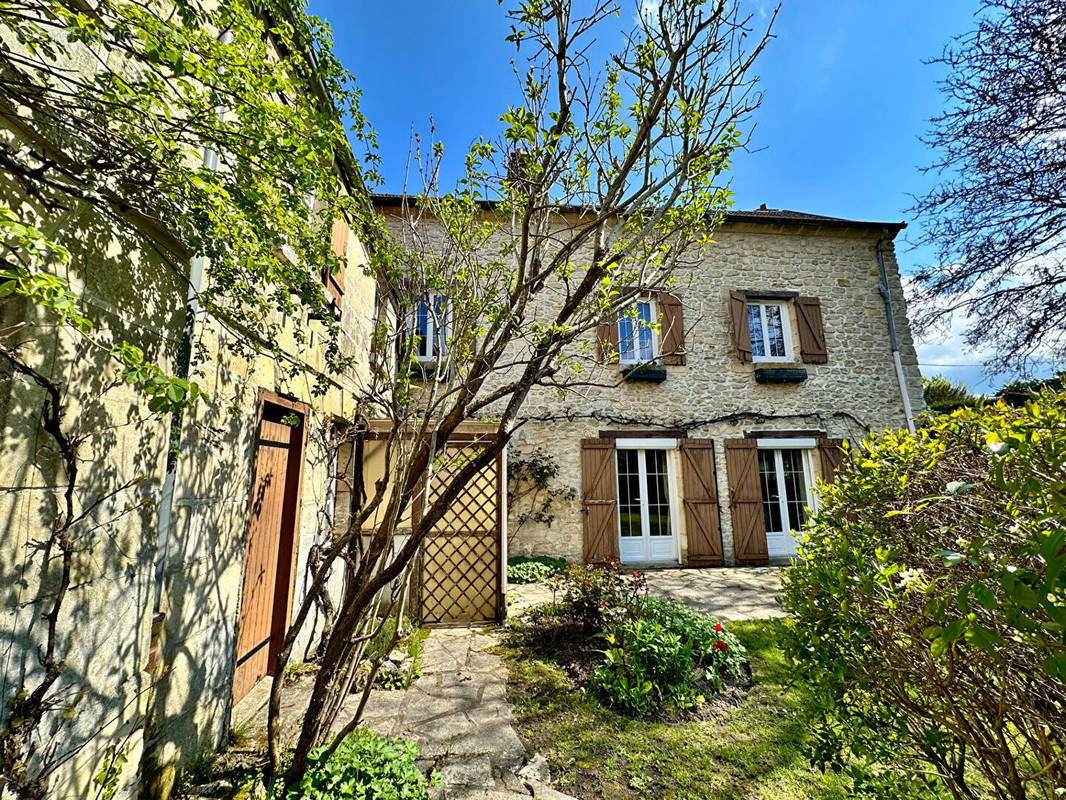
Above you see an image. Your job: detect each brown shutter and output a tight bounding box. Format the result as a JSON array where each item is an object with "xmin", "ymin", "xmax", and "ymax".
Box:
[
  {"xmin": 724, "ymin": 438, "xmax": 768, "ymax": 564},
  {"xmin": 679, "ymin": 439, "xmax": 722, "ymax": 566},
  {"xmin": 596, "ymin": 316, "xmax": 619, "ymax": 364},
  {"xmin": 817, "ymin": 438, "xmax": 847, "ymax": 483},
  {"xmin": 796, "ymin": 296, "xmax": 827, "ymax": 364},
  {"xmin": 580, "ymin": 438, "xmax": 620, "ymax": 563},
  {"xmin": 325, "ymin": 217, "xmax": 349, "ymax": 304},
  {"xmin": 729, "ymin": 291, "xmax": 752, "ymax": 363},
  {"xmin": 658, "ymin": 292, "xmax": 686, "ymax": 366}
]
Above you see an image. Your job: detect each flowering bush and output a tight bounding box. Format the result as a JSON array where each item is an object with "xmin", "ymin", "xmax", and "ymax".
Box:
[
  {"xmin": 780, "ymin": 394, "xmax": 1066, "ymax": 799},
  {"xmin": 639, "ymin": 597, "xmax": 746, "ymax": 686}
]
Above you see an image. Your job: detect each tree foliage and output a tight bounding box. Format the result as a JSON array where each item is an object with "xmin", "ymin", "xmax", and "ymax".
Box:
[
  {"xmin": 921, "ymin": 373, "xmax": 978, "ymax": 413},
  {"xmin": 911, "ymin": 0, "xmax": 1066, "ymax": 372},
  {"xmin": 268, "ymin": 0, "xmax": 774, "ymax": 787},
  {"xmin": 781, "ymin": 395, "xmax": 1066, "ymax": 799}
]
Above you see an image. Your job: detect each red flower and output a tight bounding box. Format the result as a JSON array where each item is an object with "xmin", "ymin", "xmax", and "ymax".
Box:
[
  {"xmin": 713, "ymin": 640, "xmax": 728, "ymax": 651},
  {"xmin": 714, "ymin": 623, "xmax": 723, "ymax": 633}
]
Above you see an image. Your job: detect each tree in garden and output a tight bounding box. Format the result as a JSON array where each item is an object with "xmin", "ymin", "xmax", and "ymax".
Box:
[
  {"xmin": 266, "ymin": 0, "xmax": 775, "ymax": 786},
  {"xmin": 780, "ymin": 397, "xmax": 1066, "ymax": 799},
  {"xmin": 0, "ymin": 0, "xmax": 380, "ymax": 795},
  {"xmin": 921, "ymin": 373, "xmax": 977, "ymax": 412},
  {"xmin": 911, "ymin": 0, "xmax": 1066, "ymax": 373}
]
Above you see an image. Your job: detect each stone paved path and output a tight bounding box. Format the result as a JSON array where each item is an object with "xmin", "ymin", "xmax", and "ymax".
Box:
[
  {"xmin": 232, "ymin": 626, "xmax": 573, "ymax": 800},
  {"xmin": 508, "ymin": 565, "xmax": 785, "ymax": 621}
]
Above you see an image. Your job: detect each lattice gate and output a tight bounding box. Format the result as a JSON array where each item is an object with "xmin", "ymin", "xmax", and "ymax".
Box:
[{"xmin": 414, "ymin": 436, "xmax": 504, "ymax": 625}]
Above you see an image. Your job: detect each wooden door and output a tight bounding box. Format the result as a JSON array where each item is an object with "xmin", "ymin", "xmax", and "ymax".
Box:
[
  {"xmin": 233, "ymin": 401, "xmax": 304, "ymax": 703},
  {"xmin": 724, "ymin": 438, "xmax": 769, "ymax": 564},
  {"xmin": 680, "ymin": 439, "xmax": 723, "ymax": 566},
  {"xmin": 580, "ymin": 438, "xmax": 620, "ymax": 563}
]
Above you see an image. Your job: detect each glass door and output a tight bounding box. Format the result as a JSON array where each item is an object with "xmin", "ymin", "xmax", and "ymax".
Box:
[
  {"xmin": 616, "ymin": 449, "xmax": 677, "ymax": 563},
  {"xmin": 757, "ymin": 447, "xmax": 814, "ymax": 557}
]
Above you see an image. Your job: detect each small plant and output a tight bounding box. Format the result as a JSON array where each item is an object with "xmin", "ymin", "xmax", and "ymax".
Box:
[
  {"xmin": 591, "ymin": 618, "xmax": 701, "ymax": 713},
  {"xmin": 507, "ymin": 447, "xmax": 577, "ymax": 538},
  {"xmin": 549, "ymin": 560, "xmax": 647, "ymax": 630},
  {"xmin": 287, "ymin": 730, "xmax": 439, "ymax": 800},
  {"xmin": 640, "ymin": 597, "xmax": 746, "ymax": 680},
  {"xmin": 507, "ymin": 555, "xmax": 566, "ymax": 584}
]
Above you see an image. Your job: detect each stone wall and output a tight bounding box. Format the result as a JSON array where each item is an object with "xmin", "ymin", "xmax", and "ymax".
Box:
[{"xmin": 0, "ymin": 165, "xmax": 376, "ymax": 799}]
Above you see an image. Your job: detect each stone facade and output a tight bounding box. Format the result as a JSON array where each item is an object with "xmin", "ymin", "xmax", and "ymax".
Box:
[
  {"xmin": 0, "ymin": 152, "xmax": 375, "ymax": 800},
  {"xmin": 504, "ymin": 218, "xmax": 924, "ymax": 566}
]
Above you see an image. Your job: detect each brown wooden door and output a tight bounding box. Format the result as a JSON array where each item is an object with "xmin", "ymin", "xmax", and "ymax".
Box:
[
  {"xmin": 724, "ymin": 438, "xmax": 769, "ymax": 564},
  {"xmin": 680, "ymin": 439, "xmax": 723, "ymax": 566},
  {"xmin": 580, "ymin": 438, "xmax": 620, "ymax": 563},
  {"xmin": 233, "ymin": 401, "xmax": 304, "ymax": 703}
]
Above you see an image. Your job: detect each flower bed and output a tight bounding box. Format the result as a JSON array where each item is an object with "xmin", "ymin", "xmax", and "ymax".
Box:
[{"xmin": 511, "ymin": 561, "xmax": 751, "ymax": 719}]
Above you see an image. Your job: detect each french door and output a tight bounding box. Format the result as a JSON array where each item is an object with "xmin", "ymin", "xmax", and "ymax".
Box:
[
  {"xmin": 616, "ymin": 448, "xmax": 677, "ymax": 563},
  {"xmin": 756, "ymin": 447, "xmax": 814, "ymax": 558}
]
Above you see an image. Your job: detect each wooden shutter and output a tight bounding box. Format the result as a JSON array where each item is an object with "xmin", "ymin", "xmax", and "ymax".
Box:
[
  {"xmin": 596, "ymin": 316, "xmax": 619, "ymax": 364},
  {"xmin": 729, "ymin": 291, "xmax": 752, "ymax": 363},
  {"xmin": 817, "ymin": 438, "xmax": 847, "ymax": 483},
  {"xmin": 580, "ymin": 438, "xmax": 620, "ymax": 563},
  {"xmin": 658, "ymin": 292, "xmax": 686, "ymax": 366},
  {"xmin": 724, "ymin": 438, "xmax": 768, "ymax": 564},
  {"xmin": 796, "ymin": 296, "xmax": 827, "ymax": 364},
  {"xmin": 325, "ymin": 217, "xmax": 349, "ymax": 305},
  {"xmin": 680, "ymin": 439, "xmax": 722, "ymax": 566}
]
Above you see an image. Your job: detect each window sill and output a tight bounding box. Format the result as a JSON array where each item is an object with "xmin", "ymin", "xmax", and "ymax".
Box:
[
  {"xmin": 754, "ymin": 367, "xmax": 808, "ymax": 384},
  {"xmin": 621, "ymin": 364, "xmax": 668, "ymax": 383}
]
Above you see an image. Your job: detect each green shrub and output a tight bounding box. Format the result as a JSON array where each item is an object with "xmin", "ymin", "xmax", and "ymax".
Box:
[
  {"xmin": 550, "ymin": 559, "xmax": 647, "ymax": 630},
  {"xmin": 288, "ymin": 730, "xmax": 438, "ymax": 800},
  {"xmin": 591, "ymin": 618, "xmax": 701, "ymax": 713},
  {"xmin": 507, "ymin": 555, "xmax": 566, "ymax": 584},
  {"xmin": 780, "ymin": 394, "xmax": 1066, "ymax": 799},
  {"xmin": 640, "ymin": 597, "xmax": 746, "ymax": 680}
]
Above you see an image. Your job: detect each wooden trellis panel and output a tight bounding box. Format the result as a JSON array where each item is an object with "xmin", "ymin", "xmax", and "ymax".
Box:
[{"xmin": 416, "ymin": 438, "xmax": 503, "ymax": 625}]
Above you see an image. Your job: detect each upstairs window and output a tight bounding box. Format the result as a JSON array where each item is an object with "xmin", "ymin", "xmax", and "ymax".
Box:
[
  {"xmin": 746, "ymin": 301, "xmax": 792, "ymax": 363},
  {"xmin": 618, "ymin": 299, "xmax": 657, "ymax": 364},
  {"xmin": 411, "ymin": 294, "xmax": 449, "ymax": 363}
]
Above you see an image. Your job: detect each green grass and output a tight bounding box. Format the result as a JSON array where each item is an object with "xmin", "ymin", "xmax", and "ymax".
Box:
[{"xmin": 499, "ymin": 618, "xmax": 850, "ymax": 800}]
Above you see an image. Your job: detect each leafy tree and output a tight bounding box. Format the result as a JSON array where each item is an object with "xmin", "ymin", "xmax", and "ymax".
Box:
[
  {"xmin": 266, "ymin": 0, "xmax": 775, "ymax": 787},
  {"xmin": 921, "ymin": 373, "xmax": 977, "ymax": 412},
  {"xmin": 781, "ymin": 396, "xmax": 1066, "ymax": 799},
  {"xmin": 911, "ymin": 0, "xmax": 1066, "ymax": 373}
]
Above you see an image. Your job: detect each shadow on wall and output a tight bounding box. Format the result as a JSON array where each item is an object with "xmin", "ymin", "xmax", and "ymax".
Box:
[{"xmin": 0, "ymin": 186, "xmax": 269, "ymax": 798}]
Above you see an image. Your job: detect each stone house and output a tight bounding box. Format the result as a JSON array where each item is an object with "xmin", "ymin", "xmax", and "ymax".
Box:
[
  {"xmin": 510, "ymin": 206, "xmax": 924, "ymax": 567},
  {"xmin": 373, "ymin": 195, "xmax": 924, "ymax": 569}
]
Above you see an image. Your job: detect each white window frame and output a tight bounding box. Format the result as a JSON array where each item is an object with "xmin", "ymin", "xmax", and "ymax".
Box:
[
  {"xmin": 410, "ymin": 293, "xmax": 449, "ymax": 364},
  {"xmin": 614, "ymin": 440, "xmax": 681, "ymax": 563},
  {"xmin": 747, "ymin": 300, "xmax": 793, "ymax": 363},
  {"xmin": 755, "ymin": 438, "xmax": 816, "ymax": 547},
  {"xmin": 617, "ymin": 297, "xmax": 659, "ymax": 365}
]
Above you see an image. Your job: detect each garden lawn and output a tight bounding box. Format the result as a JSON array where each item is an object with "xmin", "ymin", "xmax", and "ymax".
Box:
[{"xmin": 499, "ymin": 618, "xmax": 849, "ymax": 800}]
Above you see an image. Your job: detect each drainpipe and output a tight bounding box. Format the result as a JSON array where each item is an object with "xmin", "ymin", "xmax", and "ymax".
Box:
[
  {"xmin": 152, "ymin": 31, "xmax": 233, "ymax": 614},
  {"xmin": 876, "ymin": 230, "xmax": 916, "ymax": 434}
]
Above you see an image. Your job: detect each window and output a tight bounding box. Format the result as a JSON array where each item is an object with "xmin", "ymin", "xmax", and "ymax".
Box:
[
  {"xmin": 746, "ymin": 301, "xmax": 792, "ymax": 362},
  {"xmin": 616, "ymin": 444, "xmax": 676, "ymax": 563},
  {"xmin": 410, "ymin": 294, "xmax": 448, "ymax": 363},
  {"xmin": 755, "ymin": 443, "xmax": 814, "ymax": 557},
  {"xmin": 618, "ymin": 299, "xmax": 657, "ymax": 364}
]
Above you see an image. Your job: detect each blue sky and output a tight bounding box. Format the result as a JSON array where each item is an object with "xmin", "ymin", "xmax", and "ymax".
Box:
[{"xmin": 312, "ymin": 0, "xmax": 1020, "ymax": 393}]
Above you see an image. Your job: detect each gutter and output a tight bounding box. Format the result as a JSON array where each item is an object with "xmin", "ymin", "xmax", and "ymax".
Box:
[
  {"xmin": 152, "ymin": 30, "xmax": 233, "ymax": 614},
  {"xmin": 876, "ymin": 230, "xmax": 916, "ymax": 434}
]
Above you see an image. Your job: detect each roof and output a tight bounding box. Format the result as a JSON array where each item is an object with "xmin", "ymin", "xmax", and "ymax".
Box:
[{"xmin": 370, "ymin": 193, "xmax": 906, "ymax": 235}]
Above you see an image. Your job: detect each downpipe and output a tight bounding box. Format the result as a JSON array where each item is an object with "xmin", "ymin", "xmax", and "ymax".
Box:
[{"xmin": 876, "ymin": 231, "xmax": 916, "ymax": 434}]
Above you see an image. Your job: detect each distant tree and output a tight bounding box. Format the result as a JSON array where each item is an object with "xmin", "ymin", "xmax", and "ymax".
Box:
[
  {"xmin": 921, "ymin": 374, "xmax": 977, "ymax": 412},
  {"xmin": 995, "ymin": 373, "xmax": 1065, "ymax": 406},
  {"xmin": 911, "ymin": 0, "xmax": 1066, "ymax": 373}
]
